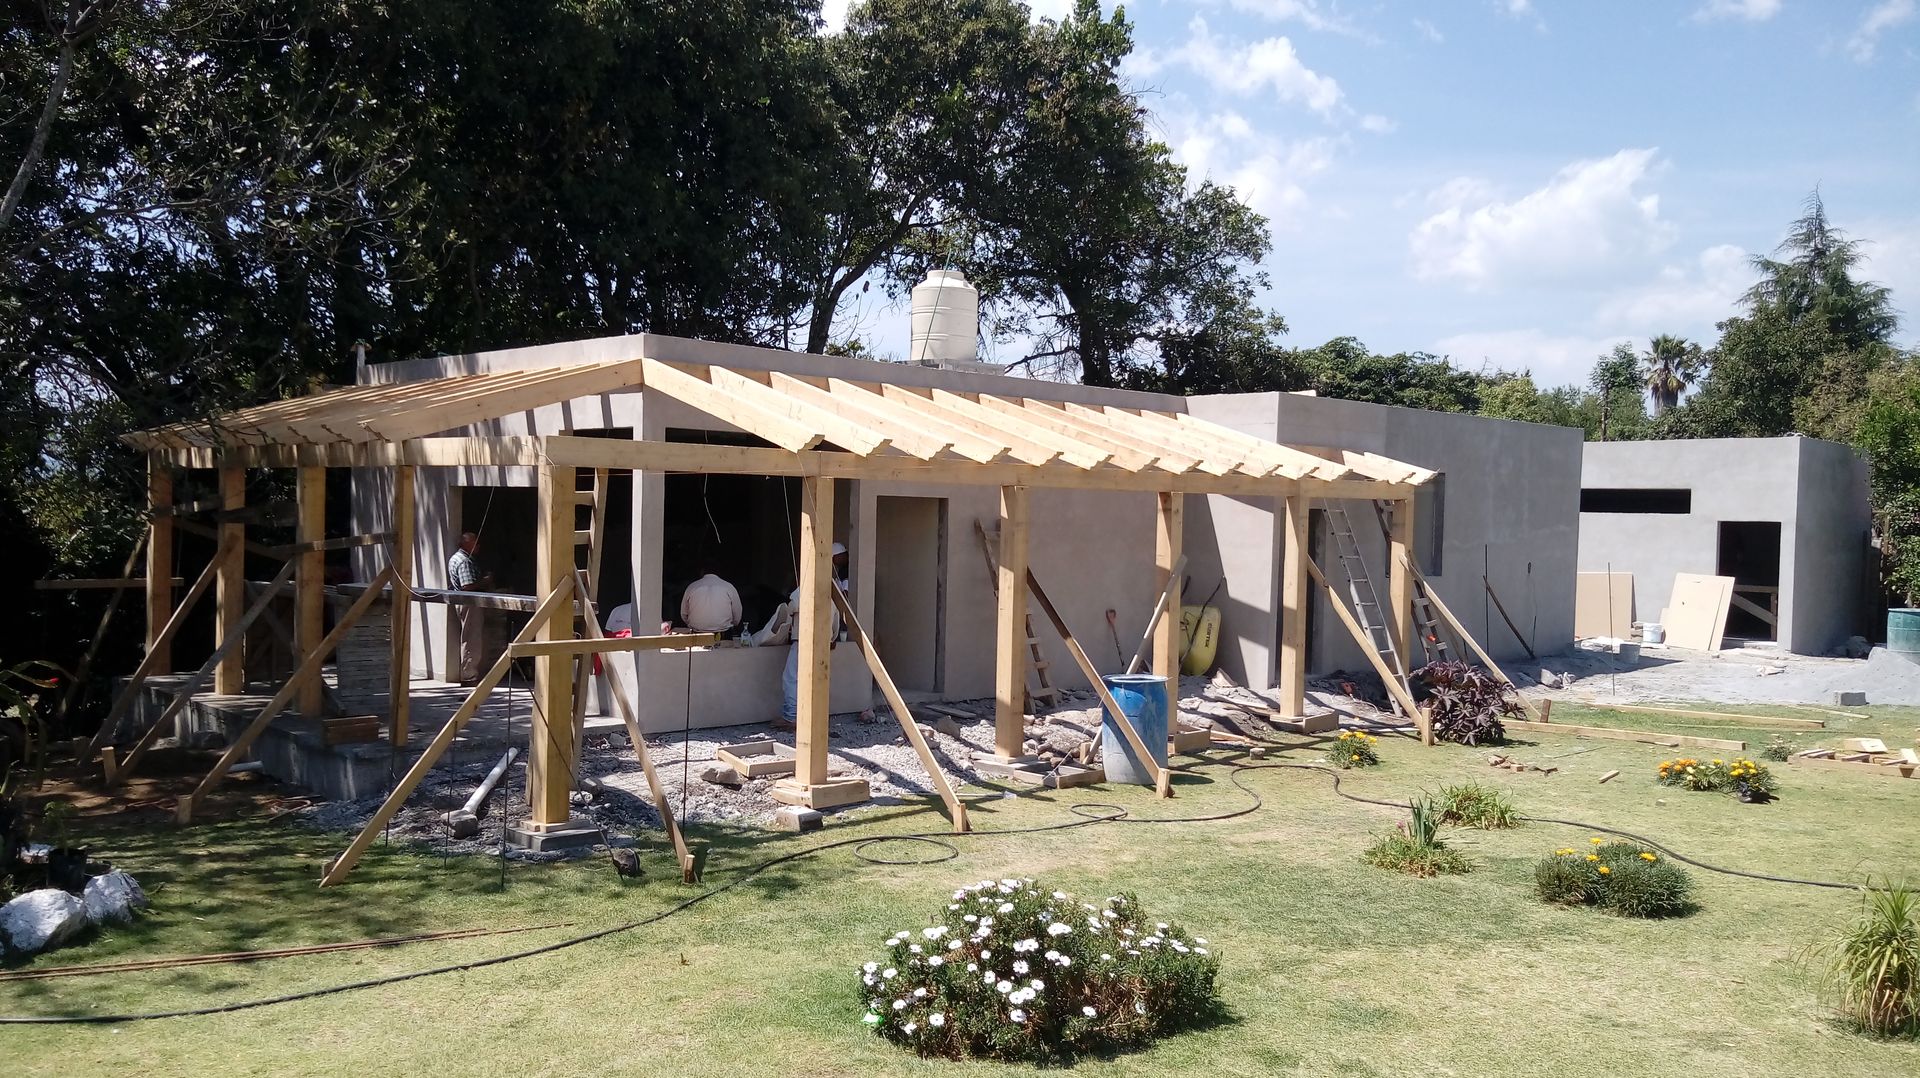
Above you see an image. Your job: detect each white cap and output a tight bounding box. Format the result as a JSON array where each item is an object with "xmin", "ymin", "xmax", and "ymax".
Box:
[{"xmin": 831, "ymin": 542, "xmax": 847, "ymax": 556}]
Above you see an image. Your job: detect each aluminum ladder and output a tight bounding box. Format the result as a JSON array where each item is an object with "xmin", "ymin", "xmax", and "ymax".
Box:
[
  {"xmin": 1320, "ymin": 501, "xmax": 1413, "ymax": 713},
  {"xmin": 1369, "ymin": 500, "xmax": 1451, "ymax": 666}
]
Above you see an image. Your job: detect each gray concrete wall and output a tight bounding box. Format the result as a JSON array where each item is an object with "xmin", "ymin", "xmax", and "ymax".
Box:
[{"xmin": 1577, "ymin": 436, "xmax": 1870, "ymax": 654}]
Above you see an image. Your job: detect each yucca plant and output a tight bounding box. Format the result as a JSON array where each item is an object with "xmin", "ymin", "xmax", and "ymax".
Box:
[
  {"xmin": 1813, "ymin": 879, "xmax": 1920, "ymax": 1038},
  {"xmin": 1364, "ymin": 796, "xmax": 1470, "ymax": 877},
  {"xmin": 1435, "ymin": 781, "xmax": 1517, "ymax": 829}
]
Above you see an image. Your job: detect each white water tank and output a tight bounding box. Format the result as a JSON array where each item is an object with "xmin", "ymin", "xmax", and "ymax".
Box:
[{"xmin": 909, "ymin": 270, "xmax": 979, "ymax": 366}]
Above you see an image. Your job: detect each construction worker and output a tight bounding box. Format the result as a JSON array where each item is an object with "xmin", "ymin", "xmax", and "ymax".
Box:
[
  {"xmin": 448, "ymin": 531, "xmax": 493, "ymax": 685},
  {"xmin": 781, "ymin": 542, "xmax": 847, "ymax": 724},
  {"xmin": 680, "ymin": 567, "xmax": 743, "ymax": 634}
]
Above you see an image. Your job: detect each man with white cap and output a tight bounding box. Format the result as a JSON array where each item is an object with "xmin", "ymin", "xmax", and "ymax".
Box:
[{"xmin": 782, "ymin": 541, "xmax": 848, "ymax": 724}]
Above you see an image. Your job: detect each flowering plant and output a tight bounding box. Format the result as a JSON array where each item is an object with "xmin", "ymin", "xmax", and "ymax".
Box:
[
  {"xmin": 1326, "ymin": 730, "xmax": 1380, "ymax": 769},
  {"xmin": 1535, "ymin": 838, "xmax": 1694, "ymax": 918},
  {"xmin": 857, "ymin": 877, "xmax": 1220, "ymax": 1060},
  {"xmin": 1655, "ymin": 757, "xmax": 1777, "ymax": 801}
]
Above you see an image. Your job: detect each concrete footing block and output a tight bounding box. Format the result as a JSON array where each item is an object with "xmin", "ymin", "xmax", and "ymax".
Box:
[
  {"xmin": 772, "ymin": 806, "xmax": 823, "ymax": 832},
  {"xmin": 1832, "ymin": 690, "xmax": 1868, "ymax": 706},
  {"xmin": 504, "ymin": 822, "xmax": 604, "ymax": 852}
]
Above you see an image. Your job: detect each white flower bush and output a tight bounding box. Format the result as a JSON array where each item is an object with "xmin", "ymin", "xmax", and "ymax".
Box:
[{"xmin": 857, "ymin": 877, "xmax": 1220, "ymax": 1060}]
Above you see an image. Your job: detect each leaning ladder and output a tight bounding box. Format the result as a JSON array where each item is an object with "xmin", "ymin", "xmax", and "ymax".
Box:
[
  {"xmin": 972, "ymin": 520, "xmax": 1059, "ymax": 712},
  {"xmin": 1320, "ymin": 501, "xmax": 1412, "ymax": 713},
  {"xmin": 1370, "ymin": 501, "xmax": 1451, "ymax": 666},
  {"xmin": 569, "ymin": 467, "xmax": 610, "ymax": 741}
]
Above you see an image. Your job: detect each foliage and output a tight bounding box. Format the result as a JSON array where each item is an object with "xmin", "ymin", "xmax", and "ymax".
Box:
[
  {"xmin": 1364, "ymin": 797, "xmax": 1471, "ymax": 877},
  {"xmin": 856, "ymin": 877, "xmax": 1221, "ymax": 1061},
  {"xmin": 1641, "ymin": 335, "xmax": 1706, "ymax": 417},
  {"xmin": 1536, "ymin": 839, "xmax": 1694, "ymax": 918},
  {"xmin": 1588, "ymin": 343, "xmax": 1654, "ymax": 441},
  {"xmin": 1435, "ymin": 781, "xmax": 1517, "ymax": 829},
  {"xmin": 1810, "ymin": 879, "xmax": 1920, "ymax": 1038},
  {"xmin": 1762, "ymin": 735, "xmax": 1794, "ymax": 762},
  {"xmin": 0, "ymin": 660, "xmax": 62, "ymax": 800},
  {"xmin": 1655, "ymin": 757, "xmax": 1778, "ymax": 801},
  {"xmin": 1325, "ymin": 730, "xmax": 1380, "ymax": 769},
  {"xmin": 1411, "ymin": 661, "xmax": 1518, "ymax": 746},
  {"xmin": 1857, "ymin": 358, "xmax": 1920, "ymax": 604}
]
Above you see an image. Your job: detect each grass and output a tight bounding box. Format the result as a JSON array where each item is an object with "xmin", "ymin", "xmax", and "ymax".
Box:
[
  {"xmin": 1434, "ymin": 781, "xmax": 1518, "ymax": 829},
  {"xmin": 4, "ymin": 703, "xmax": 1919, "ymax": 1076}
]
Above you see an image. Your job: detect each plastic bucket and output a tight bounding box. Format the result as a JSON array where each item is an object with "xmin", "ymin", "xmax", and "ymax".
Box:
[
  {"xmin": 1100, "ymin": 674, "xmax": 1170, "ymax": 785},
  {"xmin": 1643, "ymin": 622, "xmax": 1665, "ymax": 645},
  {"xmin": 1888, "ymin": 608, "xmax": 1920, "ymax": 665}
]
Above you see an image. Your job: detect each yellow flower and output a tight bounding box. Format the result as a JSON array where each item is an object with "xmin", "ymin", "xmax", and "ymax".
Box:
[
  {"xmin": 1590, "ymin": 838, "xmax": 1604, "ymax": 845},
  {"xmin": 1640, "ymin": 852, "xmax": 1657, "ymax": 862},
  {"xmin": 1597, "ymin": 866, "xmax": 1611, "ymax": 875},
  {"xmin": 1586, "ymin": 854, "xmax": 1599, "ymax": 862}
]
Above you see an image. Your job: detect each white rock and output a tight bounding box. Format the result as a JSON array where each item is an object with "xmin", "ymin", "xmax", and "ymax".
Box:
[
  {"xmin": 82, "ymin": 870, "xmax": 148, "ymax": 926},
  {"xmin": 1, "ymin": 889, "xmax": 88, "ymax": 954}
]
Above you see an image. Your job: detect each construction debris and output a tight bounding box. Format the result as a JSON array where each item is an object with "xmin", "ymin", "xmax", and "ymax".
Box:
[
  {"xmin": 1597, "ymin": 769, "xmax": 1620, "ymax": 784},
  {"xmin": 1484, "ymin": 752, "xmax": 1557, "ymax": 775}
]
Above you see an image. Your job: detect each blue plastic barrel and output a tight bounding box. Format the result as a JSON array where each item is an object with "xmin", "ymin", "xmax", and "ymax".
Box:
[
  {"xmin": 1100, "ymin": 674, "xmax": 1170, "ymax": 786},
  {"xmin": 1888, "ymin": 608, "xmax": 1920, "ymax": 665}
]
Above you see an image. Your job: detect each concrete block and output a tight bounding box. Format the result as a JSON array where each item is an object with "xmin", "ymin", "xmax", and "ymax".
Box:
[
  {"xmin": 1832, "ymin": 690, "xmax": 1867, "ymax": 706},
  {"xmin": 504, "ymin": 822, "xmax": 603, "ymax": 852},
  {"xmin": 771, "ymin": 806, "xmax": 823, "ymax": 832}
]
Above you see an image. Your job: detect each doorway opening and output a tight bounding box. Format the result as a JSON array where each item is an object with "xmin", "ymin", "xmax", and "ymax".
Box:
[
  {"xmin": 873, "ymin": 496, "xmax": 946, "ymax": 695},
  {"xmin": 1717, "ymin": 520, "xmax": 1781, "ymax": 641}
]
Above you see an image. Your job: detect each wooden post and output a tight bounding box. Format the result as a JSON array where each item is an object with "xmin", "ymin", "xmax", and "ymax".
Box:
[
  {"xmin": 795, "ymin": 475, "xmax": 835, "ymax": 787},
  {"xmin": 388, "ymin": 466, "xmax": 414, "ymax": 747},
  {"xmin": 214, "ymin": 467, "xmax": 246, "ymax": 694},
  {"xmin": 527, "ymin": 464, "xmax": 577, "ymax": 828},
  {"xmin": 1277, "ymin": 495, "xmax": 1309, "ymax": 718},
  {"xmin": 1152, "ymin": 492, "xmax": 1183, "ymax": 733},
  {"xmin": 993, "ymin": 485, "xmax": 1030, "ymax": 759},
  {"xmin": 1388, "ymin": 496, "xmax": 1416, "ymax": 674},
  {"xmin": 295, "ymin": 466, "xmax": 326, "ymax": 717},
  {"xmin": 145, "ymin": 458, "xmax": 174, "ymax": 671}
]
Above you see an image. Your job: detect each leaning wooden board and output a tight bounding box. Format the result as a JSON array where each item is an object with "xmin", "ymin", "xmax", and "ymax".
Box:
[
  {"xmin": 1662, "ymin": 573, "xmax": 1735, "ymax": 651},
  {"xmin": 1574, "ymin": 571, "xmax": 1634, "ymax": 639}
]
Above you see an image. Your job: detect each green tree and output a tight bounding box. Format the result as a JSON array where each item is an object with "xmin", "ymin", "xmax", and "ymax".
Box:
[
  {"xmin": 1478, "ymin": 374, "xmax": 1582, "ymax": 427},
  {"xmin": 1588, "ymin": 343, "xmax": 1650, "ymax": 441},
  {"xmin": 1857, "ymin": 358, "xmax": 1920, "ymax": 604},
  {"xmin": 1640, "ymin": 334, "xmax": 1704, "ymax": 416}
]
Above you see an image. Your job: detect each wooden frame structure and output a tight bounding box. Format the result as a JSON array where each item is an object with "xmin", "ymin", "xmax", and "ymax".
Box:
[{"xmin": 118, "ymin": 350, "xmax": 1473, "ymax": 880}]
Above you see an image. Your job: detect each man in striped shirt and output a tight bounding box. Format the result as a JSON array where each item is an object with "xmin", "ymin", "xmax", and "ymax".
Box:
[{"xmin": 448, "ymin": 532, "xmax": 492, "ymax": 684}]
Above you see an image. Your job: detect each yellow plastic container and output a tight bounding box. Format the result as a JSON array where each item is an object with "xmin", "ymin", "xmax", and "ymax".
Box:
[{"xmin": 1178, "ymin": 604, "xmax": 1220, "ymax": 675}]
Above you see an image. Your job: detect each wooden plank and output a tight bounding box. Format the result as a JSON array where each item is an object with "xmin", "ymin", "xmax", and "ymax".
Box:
[
  {"xmin": 1482, "ymin": 576, "xmax": 1537, "ymax": 660},
  {"xmin": 1387, "ymin": 496, "xmax": 1416, "ymax": 673},
  {"xmin": 320, "ymin": 575, "xmax": 577, "ymax": 885},
  {"xmin": 146, "ymin": 460, "xmax": 174, "ymax": 671},
  {"xmin": 1025, "ymin": 567, "xmax": 1172, "ymax": 798},
  {"xmin": 34, "ymin": 577, "xmax": 183, "ymax": 590},
  {"xmin": 1580, "ymin": 701, "xmax": 1823, "ymax": 729},
  {"xmin": 1302, "ymin": 552, "xmax": 1432, "ymax": 744},
  {"xmin": 1575, "ymin": 571, "xmax": 1634, "ymax": 639},
  {"xmin": 923, "ymin": 387, "xmax": 1105, "ymax": 468},
  {"xmin": 509, "ymin": 633, "xmax": 720, "ymax": 658},
  {"xmin": 641, "ymin": 358, "xmax": 824, "ymax": 453},
  {"xmin": 1665, "ymin": 572, "xmax": 1735, "ymax": 651},
  {"xmin": 994, "ymin": 488, "xmax": 1030, "ymax": 759},
  {"xmin": 527, "ymin": 464, "xmax": 577, "ymax": 828},
  {"xmin": 1277, "ymin": 495, "xmax": 1309, "ymax": 718},
  {"xmin": 295, "ymin": 466, "xmax": 326, "ymax": 717},
  {"xmin": 92, "ymin": 533, "xmax": 239, "ymax": 752},
  {"xmin": 115, "ymin": 560, "xmax": 298, "ymax": 783},
  {"xmin": 972, "ymin": 394, "xmax": 1158, "ymax": 473},
  {"xmin": 704, "ymin": 364, "xmax": 893, "ymax": 455},
  {"xmin": 796, "ymin": 475, "xmax": 835, "ymax": 787},
  {"xmin": 359, "ymin": 361, "xmax": 649, "ymax": 443},
  {"xmin": 823, "ymin": 378, "xmax": 1006, "ymax": 464},
  {"xmin": 1127, "ymin": 551, "xmax": 1188, "ymax": 675},
  {"xmin": 1395, "ymin": 552, "xmax": 1543, "ymax": 724},
  {"xmin": 389, "ymin": 466, "xmax": 414, "ymax": 747},
  {"xmin": 831, "ymin": 586, "xmax": 969, "ymax": 833},
  {"xmin": 879, "ymin": 384, "xmax": 1061, "ymax": 467},
  {"xmin": 716, "ymin": 740, "xmax": 797, "ymax": 779},
  {"xmin": 1150, "ymin": 493, "xmax": 1184, "ymax": 742},
  {"xmin": 1063, "ymin": 402, "xmax": 1230, "ymax": 476},
  {"xmin": 763, "ymin": 371, "xmax": 956, "ymax": 460},
  {"xmin": 1504, "ymin": 718, "xmax": 1744, "ymax": 752},
  {"xmin": 265, "ymin": 532, "xmax": 396, "ymax": 556},
  {"xmin": 1787, "ymin": 753, "xmax": 1918, "ymax": 781},
  {"xmin": 177, "ymin": 566, "xmax": 392, "ymax": 820},
  {"xmin": 1728, "ymin": 591, "xmax": 1777, "ymax": 627},
  {"xmin": 215, "ymin": 467, "xmax": 247, "ymax": 694}
]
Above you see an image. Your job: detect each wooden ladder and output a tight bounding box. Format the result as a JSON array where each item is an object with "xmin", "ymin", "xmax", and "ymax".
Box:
[
  {"xmin": 569, "ymin": 468, "xmax": 609, "ymax": 738},
  {"xmin": 971, "ymin": 520, "xmax": 1059, "ymax": 712},
  {"xmin": 1319, "ymin": 501, "xmax": 1412, "ymax": 712},
  {"xmin": 1370, "ymin": 501, "xmax": 1451, "ymax": 666}
]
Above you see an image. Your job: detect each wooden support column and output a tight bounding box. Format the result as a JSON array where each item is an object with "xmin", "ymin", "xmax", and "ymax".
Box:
[
  {"xmin": 214, "ymin": 467, "xmax": 246, "ymax": 694},
  {"xmin": 1388, "ymin": 496, "xmax": 1416, "ymax": 673},
  {"xmin": 295, "ymin": 466, "xmax": 326, "ymax": 717},
  {"xmin": 1278, "ymin": 495, "xmax": 1309, "ymax": 717},
  {"xmin": 145, "ymin": 459, "xmax": 174, "ymax": 671},
  {"xmin": 526, "ymin": 464, "xmax": 577, "ymax": 828},
  {"xmin": 1152, "ymin": 492, "xmax": 1183, "ymax": 731},
  {"xmin": 795, "ymin": 475, "xmax": 835, "ymax": 786},
  {"xmin": 388, "ymin": 466, "xmax": 414, "ymax": 746},
  {"xmin": 993, "ymin": 485, "xmax": 1031, "ymax": 759}
]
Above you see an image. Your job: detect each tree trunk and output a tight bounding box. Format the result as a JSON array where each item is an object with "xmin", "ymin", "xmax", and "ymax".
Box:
[{"xmin": 1, "ymin": 40, "xmax": 76, "ymax": 236}]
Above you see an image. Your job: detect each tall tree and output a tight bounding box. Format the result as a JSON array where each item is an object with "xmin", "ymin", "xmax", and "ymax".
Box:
[
  {"xmin": 1589, "ymin": 343, "xmax": 1649, "ymax": 441},
  {"xmin": 1640, "ymin": 334, "xmax": 1704, "ymax": 416}
]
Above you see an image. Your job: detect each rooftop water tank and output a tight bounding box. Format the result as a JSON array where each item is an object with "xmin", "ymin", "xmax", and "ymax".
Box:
[{"xmin": 909, "ymin": 270, "xmax": 979, "ymax": 366}]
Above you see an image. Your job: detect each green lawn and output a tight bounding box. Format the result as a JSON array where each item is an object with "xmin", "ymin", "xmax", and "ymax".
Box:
[{"xmin": 7, "ymin": 705, "xmax": 1920, "ymax": 1077}]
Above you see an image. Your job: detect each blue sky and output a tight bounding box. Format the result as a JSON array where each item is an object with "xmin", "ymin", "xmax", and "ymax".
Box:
[{"xmin": 822, "ymin": 0, "xmax": 1920, "ymax": 388}]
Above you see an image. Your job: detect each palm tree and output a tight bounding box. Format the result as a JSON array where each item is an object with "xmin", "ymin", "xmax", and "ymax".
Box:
[{"xmin": 1640, "ymin": 334, "xmax": 1703, "ymax": 416}]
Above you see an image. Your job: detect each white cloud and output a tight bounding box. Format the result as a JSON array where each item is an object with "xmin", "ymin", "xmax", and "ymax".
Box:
[
  {"xmin": 1358, "ymin": 113, "xmax": 1397, "ymax": 134},
  {"xmin": 1150, "ymin": 18, "xmax": 1346, "ymax": 118},
  {"xmin": 1592, "ymin": 244, "xmax": 1753, "ymax": 335},
  {"xmin": 1413, "ymin": 18, "xmax": 1444, "ymax": 43},
  {"xmin": 1209, "ymin": 0, "xmax": 1355, "ymax": 34},
  {"xmin": 1847, "ymin": 0, "xmax": 1916, "ymax": 62},
  {"xmin": 1432, "ymin": 328, "xmax": 1633, "ymax": 386},
  {"xmin": 1692, "ymin": 0, "xmax": 1782, "ymax": 22},
  {"xmin": 1162, "ymin": 109, "xmax": 1339, "ymax": 226},
  {"xmin": 1409, "ymin": 148, "xmax": 1675, "ymax": 288}
]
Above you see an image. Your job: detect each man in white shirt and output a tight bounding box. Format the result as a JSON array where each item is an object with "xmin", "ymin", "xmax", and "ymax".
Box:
[
  {"xmin": 447, "ymin": 531, "xmax": 492, "ymax": 684},
  {"xmin": 680, "ymin": 571, "xmax": 743, "ymax": 634}
]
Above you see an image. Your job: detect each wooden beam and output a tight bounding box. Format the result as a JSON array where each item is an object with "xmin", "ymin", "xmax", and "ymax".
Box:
[
  {"xmin": 704, "ymin": 365, "xmax": 892, "ymax": 455},
  {"xmin": 527, "ymin": 464, "xmax": 577, "ymax": 828},
  {"xmin": 794, "ymin": 475, "xmax": 835, "ymax": 788},
  {"xmin": 146, "ymin": 459, "xmax": 174, "ymax": 671},
  {"xmin": 1576, "ymin": 701, "xmax": 1824, "ymax": 729},
  {"xmin": 92, "ymin": 533, "xmax": 239, "ymax": 751},
  {"xmin": 823, "ymin": 378, "xmax": 1006, "ymax": 464},
  {"xmin": 1025, "ymin": 567, "xmax": 1172, "ymax": 798},
  {"xmin": 1127, "ymin": 553, "xmax": 1188, "ymax": 675},
  {"xmin": 1388, "ymin": 497, "xmax": 1416, "ymax": 673},
  {"xmin": 831, "ymin": 586, "xmax": 969, "ymax": 833},
  {"xmin": 1394, "ymin": 552, "xmax": 1542, "ymax": 723},
  {"xmin": 320, "ymin": 575, "xmax": 577, "ymax": 885},
  {"xmin": 877, "ymin": 384, "xmax": 1059, "ymax": 467},
  {"xmin": 1063, "ymin": 403, "xmax": 1230, "ymax": 476},
  {"xmin": 1151, "ymin": 492, "xmax": 1184, "ymax": 737},
  {"xmin": 1278, "ymin": 495, "xmax": 1309, "ymax": 718},
  {"xmin": 974, "ymin": 395, "xmax": 1163, "ymax": 473},
  {"xmin": 1503, "ymin": 718, "xmax": 1744, "ymax": 752},
  {"xmin": 509, "ymin": 633, "xmax": 721, "ymax": 658},
  {"xmin": 357, "ymin": 361, "xmax": 650, "ymax": 443},
  {"xmin": 295, "ymin": 466, "xmax": 326, "ymax": 718},
  {"xmin": 215, "ymin": 467, "xmax": 246, "ymax": 695},
  {"xmin": 266, "ymin": 531, "xmax": 396, "ymax": 557},
  {"xmin": 763, "ymin": 372, "xmax": 956, "ymax": 460},
  {"xmin": 641, "ymin": 358, "xmax": 824, "ymax": 453},
  {"xmin": 993, "ymin": 486, "xmax": 1030, "ymax": 759},
  {"xmin": 1302, "ymin": 551, "xmax": 1431, "ymax": 744},
  {"xmin": 34, "ymin": 577, "xmax": 182, "ymax": 590},
  {"xmin": 924, "ymin": 387, "xmax": 1107, "ymax": 469},
  {"xmin": 389, "ymin": 466, "xmax": 415, "ymax": 747}
]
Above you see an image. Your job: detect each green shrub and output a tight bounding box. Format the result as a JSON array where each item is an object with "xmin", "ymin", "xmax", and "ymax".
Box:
[
  {"xmin": 1410, "ymin": 661, "xmax": 1518, "ymax": 746},
  {"xmin": 1326, "ymin": 730, "xmax": 1380, "ymax": 769},
  {"xmin": 1655, "ymin": 757, "xmax": 1778, "ymax": 802},
  {"xmin": 1812, "ymin": 878, "xmax": 1920, "ymax": 1038},
  {"xmin": 1435, "ymin": 781, "xmax": 1517, "ymax": 829},
  {"xmin": 857, "ymin": 878, "xmax": 1221, "ymax": 1061},
  {"xmin": 1761, "ymin": 735, "xmax": 1793, "ymax": 762},
  {"xmin": 1364, "ymin": 797, "xmax": 1471, "ymax": 877},
  {"xmin": 1534, "ymin": 839, "xmax": 1693, "ymax": 918}
]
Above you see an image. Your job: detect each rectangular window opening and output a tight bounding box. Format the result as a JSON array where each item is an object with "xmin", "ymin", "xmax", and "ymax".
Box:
[{"xmin": 1580, "ymin": 487, "xmax": 1692, "ymax": 514}]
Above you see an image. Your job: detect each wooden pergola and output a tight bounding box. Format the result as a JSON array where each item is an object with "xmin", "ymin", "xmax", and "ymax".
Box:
[{"xmin": 118, "ymin": 354, "xmax": 1444, "ymax": 884}]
